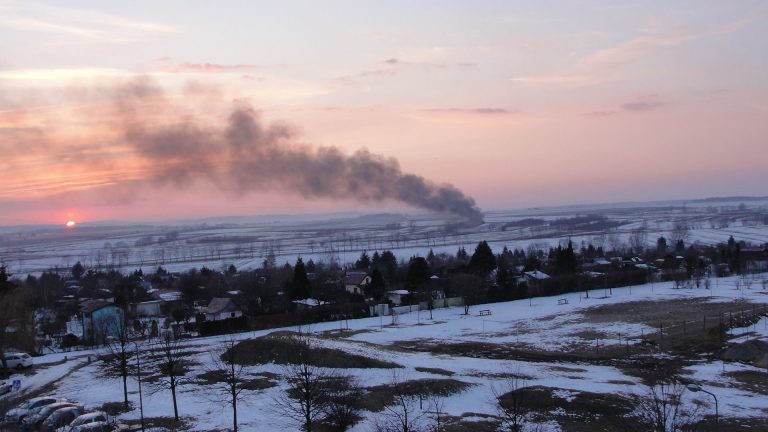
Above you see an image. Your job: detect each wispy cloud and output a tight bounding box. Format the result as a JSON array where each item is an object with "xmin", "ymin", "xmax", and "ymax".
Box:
[
  {"xmin": 588, "ymin": 95, "xmax": 667, "ymax": 117},
  {"xmin": 511, "ymin": 31, "xmax": 696, "ymax": 88},
  {"xmin": 511, "ymin": 10, "xmax": 767, "ymax": 89},
  {"xmin": 0, "ymin": 68, "xmax": 129, "ymax": 81},
  {"xmin": 420, "ymin": 107, "xmax": 512, "ymax": 115},
  {"xmin": 621, "ymin": 99, "xmax": 665, "ymax": 111},
  {"xmin": 173, "ymin": 63, "xmax": 257, "ymax": 73},
  {"xmin": 333, "ymin": 57, "xmax": 476, "ymax": 85},
  {"xmin": 382, "ymin": 57, "xmax": 477, "ymax": 70},
  {"xmin": 0, "ymin": 1, "xmax": 180, "ymax": 43}
]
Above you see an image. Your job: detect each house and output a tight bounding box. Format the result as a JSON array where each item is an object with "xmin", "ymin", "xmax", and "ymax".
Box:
[
  {"xmin": 523, "ymin": 270, "xmax": 550, "ymax": 283},
  {"xmin": 131, "ymin": 290, "xmax": 183, "ymax": 318},
  {"xmin": 79, "ymin": 300, "xmax": 124, "ymax": 345},
  {"xmin": 132, "ymin": 300, "xmax": 163, "ymax": 318},
  {"xmin": 344, "ymin": 272, "xmax": 371, "ymax": 295},
  {"xmin": 518, "ymin": 270, "xmax": 551, "ymax": 295},
  {"xmin": 387, "ymin": 290, "xmax": 410, "ymax": 306},
  {"xmin": 204, "ymin": 297, "xmax": 242, "ymax": 321},
  {"xmin": 582, "ymin": 257, "xmax": 612, "ymax": 272},
  {"xmin": 741, "ymin": 247, "xmax": 768, "ymax": 273}
]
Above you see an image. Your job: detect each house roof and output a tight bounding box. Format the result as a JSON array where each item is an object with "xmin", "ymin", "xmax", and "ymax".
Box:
[
  {"xmin": 149, "ymin": 290, "xmax": 183, "ymax": 302},
  {"xmin": 206, "ymin": 297, "xmax": 240, "ymax": 314},
  {"xmin": 292, "ymin": 298, "xmax": 329, "ymax": 307},
  {"xmin": 344, "ymin": 272, "xmax": 369, "ymax": 286},
  {"xmin": 80, "ymin": 299, "xmax": 117, "ymax": 314},
  {"xmin": 524, "ymin": 270, "xmax": 550, "ymax": 280}
]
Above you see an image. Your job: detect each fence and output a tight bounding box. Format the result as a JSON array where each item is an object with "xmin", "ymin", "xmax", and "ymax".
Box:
[{"xmin": 369, "ymin": 297, "xmax": 465, "ymax": 317}]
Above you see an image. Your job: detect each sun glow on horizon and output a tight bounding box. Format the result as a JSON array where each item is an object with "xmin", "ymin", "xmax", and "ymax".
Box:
[{"xmin": 65, "ymin": 220, "xmax": 76, "ymax": 228}]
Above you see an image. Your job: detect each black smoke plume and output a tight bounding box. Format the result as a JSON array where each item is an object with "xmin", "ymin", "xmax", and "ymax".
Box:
[{"xmin": 119, "ymin": 83, "xmax": 484, "ymax": 224}]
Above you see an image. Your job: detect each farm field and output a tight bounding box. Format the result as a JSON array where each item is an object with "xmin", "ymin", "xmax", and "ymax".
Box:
[{"xmin": 2, "ymin": 197, "xmax": 767, "ymax": 277}]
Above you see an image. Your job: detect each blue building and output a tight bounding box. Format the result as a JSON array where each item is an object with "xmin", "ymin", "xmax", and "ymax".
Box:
[{"xmin": 79, "ymin": 300, "xmax": 124, "ymax": 345}]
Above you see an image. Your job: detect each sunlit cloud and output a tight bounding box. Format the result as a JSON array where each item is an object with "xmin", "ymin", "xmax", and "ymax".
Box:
[
  {"xmin": 0, "ymin": 68, "xmax": 129, "ymax": 81},
  {"xmin": 0, "ymin": 1, "xmax": 180, "ymax": 43}
]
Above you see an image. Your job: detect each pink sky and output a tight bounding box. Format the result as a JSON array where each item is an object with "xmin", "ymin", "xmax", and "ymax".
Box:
[{"xmin": 1, "ymin": 1, "xmax": 766, "ymax": 225}]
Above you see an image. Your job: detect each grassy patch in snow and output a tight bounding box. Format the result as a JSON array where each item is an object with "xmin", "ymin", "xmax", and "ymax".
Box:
[
  {"xmin": 414, "ymin": 366, "xmax": 455, "ymax": 376},
  {"xmin": 498, "ymin": 386, "xmax": 635, "ymax": 431},
  {"xmin": 225, "ymin": 333, "xmax": 402, "ymax": 369},
  {"xmin": 723, "ymin": 370, "xmax": 768, "ymax": 395},
  {"xmin": 360, "ymin": 378, "xmax": 473, "ymax": 412},
  {"xmin": 192, "ymin": 370, "xmax": 278, "ymax": 391},
  {"xmin": 124, "ymin": 416, "xmax": 192, "ymax": 430}
]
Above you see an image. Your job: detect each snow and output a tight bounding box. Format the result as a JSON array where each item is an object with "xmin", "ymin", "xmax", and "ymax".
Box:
[{"xmin": 6, "ymin": 273, "xmax": 766, "ymax": 430}]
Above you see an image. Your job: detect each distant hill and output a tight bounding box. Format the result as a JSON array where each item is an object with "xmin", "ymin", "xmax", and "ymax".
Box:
[{"xmin": 689, "ymin": 196, "xmax": 768, "ymax": 203}]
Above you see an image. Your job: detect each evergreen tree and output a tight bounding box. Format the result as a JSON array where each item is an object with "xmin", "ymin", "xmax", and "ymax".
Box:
[
  {"xmin": 456, "ymin": 247, "xmax": 469, "ymax": 261},
  {"xmin": 354, "ymin": 251, "xmax": 371, "ymax": 270},
  {"xmin": 291, "ymin": 258, "xmax": 311, "ymax": 300},
  {"xmin": 377, "ymin": 251, "xmax": 398, "ymax": 282},
  {"xmin": 407, "ymin": 257, "xmax": 430, "ymax": 288},
  {"xmin": 367, "ymin": 268, "xmax": 386, "ymax": 300},
  {"xmin": 656, "ymin": 237, "xmax": 668, "ymax": 255},
  {"xmin": 71, "ymin": 261, "xmax": 85, "ymax": 280},
  {"xmin": 469, "ymin": 241, "xmax": 496, "ymax": 276}
]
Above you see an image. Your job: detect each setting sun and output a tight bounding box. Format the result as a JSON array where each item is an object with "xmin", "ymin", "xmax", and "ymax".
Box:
[{"xmin": 65, "ymin": 220, "xmax": 76, "ymax": 228}]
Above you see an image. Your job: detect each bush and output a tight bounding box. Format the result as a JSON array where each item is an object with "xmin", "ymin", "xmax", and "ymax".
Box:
[{"xmin": 198, "ymin": 316, "xmax": 248, "ymax": 336}]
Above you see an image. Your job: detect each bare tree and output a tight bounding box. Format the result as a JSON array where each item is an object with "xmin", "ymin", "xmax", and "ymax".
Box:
[
  {"xmin": 274, "ymin": 334, "xmax": 335, "ymax": 432},
  {"xmin": 101, "ymin": 318, "xmax": 132, "ymax": 409},
  {"xmin": 0, "ymin": 267, "xmax": 20, "ymax": 375},
  {"xmin": 633, "ymin": 377, "xmax": 699, "ymax": 432},
  {"xmin": 629, "ymin": 223, "xmax": 648, "ymax": 254},
  {"xmin": 492, "ymin": 373, "xmax": 534, "ymax": 432},
  {"xmin": 669, "ymin": 221, "xmax": 690, "ymax": 245},
  {"xmin": 320, "ymin": 376, "xmax": 363, "ymax": 431},
  {"xmin": 205, "ymin": 337, "xmax": 248, "ymax": 432},
  {"xmin": 426, "ymin": 393, "xmax": 447, "ymax": 432},
  {"xmin": 150, "ymin": 334, "xmax": 190, "ymax": 421},
  {"xmin": 374, "ymin": 372, "xmax": 426, "ymax": 432},
  {"xmin": 449, "ymin": 273, "xmax": 482, "ymax": 315}
]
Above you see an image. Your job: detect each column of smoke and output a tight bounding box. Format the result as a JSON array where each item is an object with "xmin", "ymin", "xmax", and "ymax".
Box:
[{"xmin": 121, "ymin": 87, "xmax": 484, "ymax": 225}]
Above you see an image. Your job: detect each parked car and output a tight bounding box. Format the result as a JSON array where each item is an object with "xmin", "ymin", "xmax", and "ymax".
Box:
[
  {"xmin": 5, "ymin": 396, "xmax": 67, "ymax": 424},
  {"xmin": 0, "ymin": 380, "xmax": 12, "ymax": 395},
  {"xmin": 66, "ymin": 421, "xmax": 120, "ymax": 432},
  {"xmin": 41, "ymin": 406, "xmax": 85, "ymax": 432},
  {"xmin": 23, "ymin": 401, "xmax": 82, "ymax": 429},
  {"xmin": 3, "ymin": 352, "xmax": 33, "ymax": 369},
  {"xmin": 58, "ymin": 411, "xmax": 111, "ymax": 432}
]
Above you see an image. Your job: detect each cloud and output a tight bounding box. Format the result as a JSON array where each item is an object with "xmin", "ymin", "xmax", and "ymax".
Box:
[
  {"xmin": 0, "ymin": 79, "xmax": 484, "ymax": 223},
  {"xmin": 174, "ymin": 63, "xmax": 257, "ymax": 73},
  {"xmin": 334, "ymin": 58, "xmax": 477, "ymax": 85},
  {"xmin": 621, "ymin": 100, "xmax": 665, "ymax": 111},
  {"xmin": 588, "ymin": 95, "xmax": 666, "ymax": 117},
  {"xmin": 511, "ymin": 31, "xmax": 696, "ymax": 88},
  {"xmin": 420, "ymin": 107, "xmax": 513, "ymax": 115},
  {"xmin": 0, "ymin": 2, "xmax": 180, "ymax": 43},
  {"xmin": 380, "ymin": 58, "xmax": 476, "ymax": 70},
  {"xmin": 588, "ymin": 111, "xmax": 617, "ymax": 117},
  {"xmin": 512, "ymin": 10, "xmax": 768, "ymax": 89}
]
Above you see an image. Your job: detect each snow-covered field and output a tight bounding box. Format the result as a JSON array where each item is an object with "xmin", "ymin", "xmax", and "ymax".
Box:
[
  {"xmin": 2, "ymin": 197, "xmax": 767, "ymax": 276},
  {"xmin": 4, "ymin": 273, "xmax": 768, "ymax": 431}
]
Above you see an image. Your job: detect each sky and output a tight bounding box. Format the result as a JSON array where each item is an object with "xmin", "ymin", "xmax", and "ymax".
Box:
[{"xmin": 1, "ymin": 0, "xmax": 767, "ymax": 225}]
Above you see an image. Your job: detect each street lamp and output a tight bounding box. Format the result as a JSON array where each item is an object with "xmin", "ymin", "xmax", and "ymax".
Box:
[
  {"xmin": 135, "ymin": 341, "xmax": 145, "ymax": 432},
  {"xmin": 687, "ymin": 384, "xmax": 718, "ymax": 425}
]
